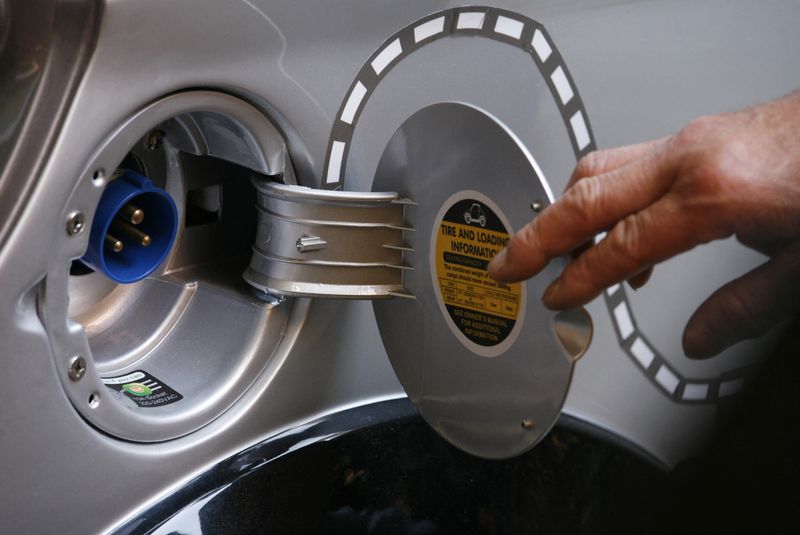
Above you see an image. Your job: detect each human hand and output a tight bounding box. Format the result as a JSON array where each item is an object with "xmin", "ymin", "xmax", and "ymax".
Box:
[{"xmin": 488, "ymin": 91, "xmax": 800, "ymax": 358}]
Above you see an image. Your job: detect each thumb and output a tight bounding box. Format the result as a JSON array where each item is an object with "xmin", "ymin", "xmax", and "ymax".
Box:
[{"xmin": 683, "ymin": 244, "xmax": 800, "ymax": 358}]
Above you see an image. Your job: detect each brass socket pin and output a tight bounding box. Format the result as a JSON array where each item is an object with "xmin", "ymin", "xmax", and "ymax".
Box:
[
  {"xmin": 111, "ymin": 219, "xmax": 152, "ymax": 246},
  {"xmin": 105, "ymin": 234, "xmax": 124, "ymax": 253},
  {"xmin": 119, "ymin": 203, "xmax": 145, "ymax": 225}
]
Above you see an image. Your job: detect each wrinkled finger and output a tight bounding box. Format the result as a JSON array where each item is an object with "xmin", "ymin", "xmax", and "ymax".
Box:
[
  {"xmin": 682, "ymin": 245, "xmax": 800, "ymax": 358},
  {"xmin": 563, "ymin": 139, "xmax": 669, "ymax": 279},
  {"xmin": 567, "ymin": 137, "xmax": 669, "ymax": 189},
  {"xmin": 542, "ymin": 196, "xmax": 729, "ymax": 309},
  {"xmin": 567, "ymin": 243, "xmax": 652, "ymax": 289},
  {"xmin": 489, "ymin": 152, "xmax": 676, "ymax": 282}
]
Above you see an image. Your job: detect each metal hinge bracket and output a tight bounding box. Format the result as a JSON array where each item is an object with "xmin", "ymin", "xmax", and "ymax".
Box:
[{"xmin": 243, "ymin": 181, "xmax": 415, "ymax": 299}]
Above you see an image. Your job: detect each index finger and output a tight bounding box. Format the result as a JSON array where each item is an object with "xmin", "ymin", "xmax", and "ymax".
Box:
[{"xmin": 488, "ymin": 149, "xmax": 675, "ymax": 282}]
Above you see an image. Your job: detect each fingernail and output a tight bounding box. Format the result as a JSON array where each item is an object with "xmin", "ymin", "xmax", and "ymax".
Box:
[
  {"xmin": 542, "ymin": 279, "xmax": 562, "ymax": 309},
  {"xmin": 488, "ymin": 249, "xmax": 508, "ymax": 280},
  {"xmin": 683, "ymin": 326, "xmax": 721, "ymax": 359},
  {"xmin": 627, "ymin": 271, "xmax": 652, "ymax": 291}
]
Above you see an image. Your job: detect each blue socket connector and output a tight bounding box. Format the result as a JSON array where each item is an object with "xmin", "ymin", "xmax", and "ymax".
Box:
[{"xmin": 81, "ymin": 169, "xmax": 178, "ymax": 283}]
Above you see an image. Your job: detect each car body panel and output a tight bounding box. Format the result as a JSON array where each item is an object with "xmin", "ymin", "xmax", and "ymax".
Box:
[{"xmin": 1, "ymin": 1, "xmax": 798, "ymax": 532}]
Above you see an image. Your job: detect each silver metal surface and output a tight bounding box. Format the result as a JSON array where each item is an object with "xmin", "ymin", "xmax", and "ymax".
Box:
[
  {"xmin": 244, "ymin": 181, "xmax": 413, "ymax": 299},
  {"xmin": 0, "ymin": 0, "xmax": 99, "ymax": 251},
  {"xmin": 372, "ymin": 102, "xmax": 579, "ymax": 459},
  {"xmin": 553, "ymin": 308, "xmax": 593, "ymax": 362}
]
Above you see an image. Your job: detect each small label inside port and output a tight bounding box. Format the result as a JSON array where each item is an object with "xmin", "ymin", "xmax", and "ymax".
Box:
[{"xmin": 102, "ymin": 370, "xmax": 183, "ymax": 408}]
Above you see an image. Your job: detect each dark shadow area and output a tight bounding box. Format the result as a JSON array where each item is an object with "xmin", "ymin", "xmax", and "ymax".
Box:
[
  {"xmin": 315, "ymin": 419, "xmax": 668, "ymax": 535},
  {"xmin": 148, "ymin": 413, "xmax": 670, "ymax": 535},
  {"xmin": 665, "ymin": 319, "xmax": 800, "ymax": 534}
]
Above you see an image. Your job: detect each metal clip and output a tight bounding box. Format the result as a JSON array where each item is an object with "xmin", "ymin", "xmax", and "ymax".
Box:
[{"xmin": 296, "ymin": 235, "xmax": 328, "ymax": 253}]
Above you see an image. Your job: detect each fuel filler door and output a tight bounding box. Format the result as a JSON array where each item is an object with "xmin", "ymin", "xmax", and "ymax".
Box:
[{"xmin": 244, "ymin": 102, "xmax": 591, "ymax": 459}]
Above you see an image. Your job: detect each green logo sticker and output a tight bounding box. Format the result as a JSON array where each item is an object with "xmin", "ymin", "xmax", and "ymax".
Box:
[
  {"xmin": 102, "ymin": 370, "xmax": 183, "ymax": 408},
  {"xmin": 122, "ymin": 382, "xmax": 152, "ymax": 397}
]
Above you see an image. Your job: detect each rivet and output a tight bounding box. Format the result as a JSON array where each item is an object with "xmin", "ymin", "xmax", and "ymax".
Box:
[{"xmin": 521, "ymin": 419, "xmax": 535, "ymax": 431}]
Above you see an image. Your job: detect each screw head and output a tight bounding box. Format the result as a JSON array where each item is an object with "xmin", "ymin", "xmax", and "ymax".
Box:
[
  {"xmin": 147, "ymin": 130, "xmax": 164, "ymax": 151},
  {"xmin": 530, "ymin": 201, "xmax": 543, "ymax": 213},
  {"xmin": 521, "ymin": 419, "xmax": 535, "ymax": 431},
  {"xmin": 66, "ymin": 211, "xmax": 86, "ymax": 236},
  {"xmin": 68, "ymin": 355, "xmax": 87, "ymax": 381}
]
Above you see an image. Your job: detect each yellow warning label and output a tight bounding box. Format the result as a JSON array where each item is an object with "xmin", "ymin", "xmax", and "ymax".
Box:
[{"xmin": 434, "ymin": 199, "xmax": 522, "ymax": 347}]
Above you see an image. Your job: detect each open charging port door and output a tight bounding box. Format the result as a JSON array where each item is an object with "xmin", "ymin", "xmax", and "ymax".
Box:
[
  {"xmin": 244, "ymin": 102, "xmax": 591, "ymax": 459},
  {"xmin": 47, "ymin": 93, "xmax": 586, "ymax": 454}
]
